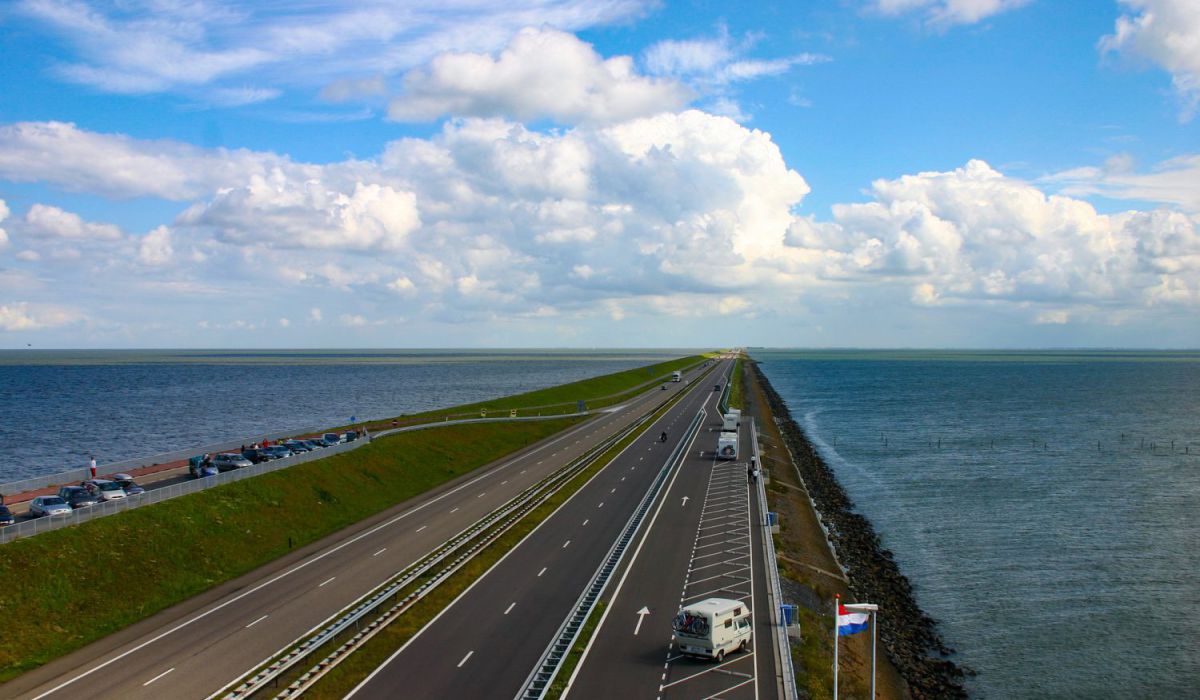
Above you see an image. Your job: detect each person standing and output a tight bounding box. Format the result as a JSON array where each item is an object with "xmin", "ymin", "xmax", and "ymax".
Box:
[{"xmin": 89, "ymin": 456, "xmax": 97, "ymax": 479}]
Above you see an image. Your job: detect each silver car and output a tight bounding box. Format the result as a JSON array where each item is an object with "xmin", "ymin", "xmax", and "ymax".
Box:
[
  {"xmin": 212, "ymin": 453, "xmax": 253, "ymax": 471},
  {"xmin": 30, "ymin": 496, "xmax": 73, "ymax": 517},
  {"xmin": 81, "ymin": 479, "xmax": 127, "ymax": 501}
]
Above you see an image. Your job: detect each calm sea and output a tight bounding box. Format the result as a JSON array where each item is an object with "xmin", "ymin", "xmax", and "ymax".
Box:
[
  {"xmin": 753, "ymin": 350, "xmax": 1200, "ymax": 699},
  {"xmin": 0, "ymin": 349, "xmax": 688, "ymax": 482}
]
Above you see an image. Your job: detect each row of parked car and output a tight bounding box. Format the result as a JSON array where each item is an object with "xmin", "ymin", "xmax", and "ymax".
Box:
[
  {"xmin": 24, "ymin": 474, "xmax": 147, "ymax": 519},
  {"xmin": 188, "ymin": 430, "xmax": 362, "ymax": 478}
]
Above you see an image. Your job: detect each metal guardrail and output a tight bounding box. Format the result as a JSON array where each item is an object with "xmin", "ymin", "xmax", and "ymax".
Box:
[
  {"xmin": 516, "ymin": 409, "xmax": 705, "ymax": 700},
  {"xmin": 752, "ymin": 417, "xmax": 799, "ymax": 700}
]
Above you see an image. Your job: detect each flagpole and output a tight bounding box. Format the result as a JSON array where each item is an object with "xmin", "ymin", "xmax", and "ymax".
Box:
[
  {"xmin": 871, "ymin": 609, "xmax": 877, "ymax": 699},
  {"xmin": 833, "ymin": 594, "xmax": 839, "ymax": 700}
]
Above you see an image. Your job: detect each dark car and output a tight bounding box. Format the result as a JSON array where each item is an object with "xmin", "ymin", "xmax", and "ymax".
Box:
[
  {"xmin": 0, "ymin": 505, "xmax": 14, "ymax": 526},
  {"xmin": 57, "ymin": 486, "xmax": 100, "ymax": 509},
  {"xmin": 111, "ymin": 474, "xmax": 144, "ymax": 496},
  {"xmin": 263, "ymin": 445, "xmax": 293, "ymax": 460},
  {"xmin": 714, "ymin": 384, "xmax": 721, "ymax": 391},
  {"xmin": 283, "ymin": 440, "xmax": 311, "ymax": 453},
  {"xmin": 241, "ymin": 448, "xmax": 270, "ymax": 464},
  {"xmin": 188, "ymin": 455, "xmax": 220, "ymax": 478},
  {"xmin": 301, "ymin": 439, "xmax": 325, "ymax": 450},
  {"xmin": 321, "ymin": 432, "xmax": 342, "ymax": 446},
  {"xmin": 341, "ymin": 430, "xmax": 359, "ymax": 442}
]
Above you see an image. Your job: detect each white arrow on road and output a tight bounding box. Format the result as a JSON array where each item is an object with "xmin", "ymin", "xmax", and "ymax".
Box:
[
  {"xmin": 634, "ymin": 606, "xmax": 650, "ymax": 635},
  {"xmin": 681, "ymin": 496, "xmax": 689, "ymax": 507}
]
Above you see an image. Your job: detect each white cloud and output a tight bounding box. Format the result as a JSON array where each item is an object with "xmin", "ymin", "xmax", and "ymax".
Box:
[
  {"xmin": 1042, "ymin": 153, "xmax": 1200, "ymax": 212},
  {"xmin": 137, "ymin": 226, "xmax": 174, "ymax": 266},
  {"xmin": 279, "ymin": 317, "xmax": 291, "ymax": 327},
  {"xmin": 22, "ymin": 203, "xmax": 123, "ymax": 240},
  {"xmin": 0, "ymin": 199, "xmax": 9, "ymax": 248},
  {"xmin": 0, "ymin": 301, "xmax": 83, "ymax": 331},
  {"xmin": 310, "ymin": 307, "xmax": 323, "ymax": 322},
  {"xmin": 16, "ymin": 1, "xmax": 648, "ymax": 102},
  {"xmin": 868, "ymin": 0, "xmax": 1032, "ymax": 28},
  {"xmin": 1100, "ymin": 0, "xmax": 1200, "ymax": 121},
  {"xmin": 389, "ymin": 28, "xmax": 690, "ymax": 125}
]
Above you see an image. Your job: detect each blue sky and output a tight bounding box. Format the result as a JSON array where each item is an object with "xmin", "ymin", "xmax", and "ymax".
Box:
[{"xmin": 0, "ymin": 0, "xmax": 1197, "ymax": 348}]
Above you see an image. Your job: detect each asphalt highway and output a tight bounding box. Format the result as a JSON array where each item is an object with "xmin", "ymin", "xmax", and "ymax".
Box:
[
  {"xmin": 565, "ymin": 413, "xmax": 780, "ymax": 700},
  {"xmin": 4, "ymin": 362, "xmax": 722, "ymax": 700},
  {"xmin": 345, "ymin": 361, "xmax": 733, "ymax": 700}
]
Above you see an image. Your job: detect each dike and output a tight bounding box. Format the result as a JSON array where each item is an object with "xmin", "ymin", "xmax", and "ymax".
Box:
[{"xmin": 750, "ymin": 360, "xmax": 970, "ymax": 699}]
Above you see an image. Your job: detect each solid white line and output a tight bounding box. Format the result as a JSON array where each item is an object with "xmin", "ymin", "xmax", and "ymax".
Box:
[
  {"xmin": 504, "ymin": 602, "xmax": 516, "ymax": 615},
  {"xmin": 416, "ymin": 525, "xmax": 427, "ymax": 532},
  {"xmin": 319, "ymin": 576, "xmax": 336, "ymax": 588},
  {"xmin": 245, "ymin": 614, "xmax": 269, "ymax": 629},
  {"xmin": 457, "ymin": 651, "xmax": 474, "ymax": 668},
  {"xmin": 373, "ymin": 548, "xmax": 387, "ymax": 557},
  {"xmin": 538, "ymin": 567, "xmax": 548, "ymax": 577},
  {"xmin": 142, "ymin": 668, "xmax": 174, "ymax": 686}
]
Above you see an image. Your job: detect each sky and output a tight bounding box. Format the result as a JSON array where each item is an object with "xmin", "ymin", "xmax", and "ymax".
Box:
[{"xmin": 0, "ymin": 0, "xmax": 1197, "ymax": 349}]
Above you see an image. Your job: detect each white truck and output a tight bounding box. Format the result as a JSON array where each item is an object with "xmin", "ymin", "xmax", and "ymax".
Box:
[
  {"xmin": 672, "ymin": 597, "xmax": 753, "ymax": 661},
  {"xmin": 722, "ymin": 412, "xmax": 738, "ymax": 431},
  {"xmin": 716, "ymin": 431, "xmax": 739, "ymax": 460},
  {"xmin": 672, "ymin": 370, "xmax": 682, "ymax": 382}
]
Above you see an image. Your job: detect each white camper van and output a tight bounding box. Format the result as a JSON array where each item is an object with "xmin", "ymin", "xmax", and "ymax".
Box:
[
  {"xmin": 722, "ymin": 412, "xmax": 738, "ymax": 431},
  {"xmin": 717, "ymin": 431, "xmax": 739, "ymax": 460},
  {"xmin": 672, "ymin": 597, "xmax": 752, "ymax": 661},
  {"xmin": 672, "ymin": 370, "xmax": 682, "ymax": 382},
  {"xmin": 727, "ymin": 408, "xmax": 741, "ymax": 426}
]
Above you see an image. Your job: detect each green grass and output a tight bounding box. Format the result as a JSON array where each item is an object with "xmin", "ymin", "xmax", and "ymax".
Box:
[
  {"xmin": 546, "ymin": 600, "xmax": 606, "ymax": 698},
  {"xmin": 0, "ymin": 417, "xmax": 580, "ymax": 680},
  {"xmin": 300, "ymin": 398, "xmax": 673, "ymax": 699},
  {"xmin": 729, "ymin": 356, "xmax": 744, "ymax": 410}
]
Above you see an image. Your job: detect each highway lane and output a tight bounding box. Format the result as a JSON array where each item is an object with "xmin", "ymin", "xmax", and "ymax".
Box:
[
  {"xmin": 345, "ymin": 361, "xmax": 732, "ymax": 700},
  {"xmin": 565, "ymin": 409, "xmax": 781, "ymax": 699},
  {"xmin": 5, "ymin": 363, "xmax": 717, "ymax": 700}
]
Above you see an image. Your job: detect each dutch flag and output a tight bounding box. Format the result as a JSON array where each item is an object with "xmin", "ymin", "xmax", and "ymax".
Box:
[{"xmin": 837, "ymin": 603, "xmax": 870, "ymax": 637}]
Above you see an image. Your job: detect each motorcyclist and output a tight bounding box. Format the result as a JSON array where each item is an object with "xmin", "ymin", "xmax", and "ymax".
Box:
[{"xmin": 660, "ymin": 431, "xmax": 668, "ymax": 442}]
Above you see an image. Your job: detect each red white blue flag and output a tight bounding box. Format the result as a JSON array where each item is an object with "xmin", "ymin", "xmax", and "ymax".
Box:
[{"xmin": 837, "ymin": 603, "xmax": 870, "ymax": 636}]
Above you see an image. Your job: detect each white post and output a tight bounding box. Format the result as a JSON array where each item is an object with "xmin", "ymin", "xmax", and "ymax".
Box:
[
  {"xmin": 833, "ymin": 595, "xmax": 839, "ymax": 700},
  {"xmin": 871, "ymin": 609, "xmax": 877, "ymax": 699}
]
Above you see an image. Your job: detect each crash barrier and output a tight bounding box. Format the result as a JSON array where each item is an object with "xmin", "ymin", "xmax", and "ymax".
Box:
[
  {"xmin": 0, "ymin": 413, "xmax": 593, "ymax": 545},
  {"xmin": 752, "ymin": 417, "xmax": 800, "ymax": 700},
  {"xmin": 0, "ymin": 424, "xmax": 321, "ymax": 498},
  {"xmin": 518, "ymin": 409, "xmax": 706, "ymax": 699}
]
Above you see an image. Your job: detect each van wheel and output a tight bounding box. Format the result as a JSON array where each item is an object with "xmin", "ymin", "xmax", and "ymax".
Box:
[
  {"xmin": 739, "ymin": 638, "xmax": 749, "ymax": 653},
  {"xmin": 716, "ymin": 650, "xmax": 725, "ymax": 662}
]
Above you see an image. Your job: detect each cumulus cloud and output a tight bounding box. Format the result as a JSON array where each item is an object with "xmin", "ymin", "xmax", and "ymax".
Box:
[
  {"xmin": 22, "ymin": 204, "xmax": 123, "ymax": 240},
  {"xmin": 0, "ymin": 301, "xmax": 83, "ymax": 331},
  {"xmin": 867, "ymin": 0, "xmax": 1032, "ymax": 28},
  {"xmin": 137, "ymin": 226, "xmax": 174, "ymax": 266},
  {"xmin": 0, "ymin": 199, "xmax": 9, "ymax": 248},
  {"xmin": 16, "ymin": 0, "xmax": 647, "ymax": 102},
  {"xmin": 1100, "ymin": 0, "xmax": 1200, "ymax": 121},
  {"xmin": 1043, "ymin": 153, "xmax": 1200, "ymax": 212},
  {"xmin": 388, "ymin": 28, "xmax": 690, "ymax": 125}
]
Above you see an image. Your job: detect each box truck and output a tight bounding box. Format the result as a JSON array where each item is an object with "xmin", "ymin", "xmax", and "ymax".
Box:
[
  {"xmin": 717, "ymin": 431, "xmax": 739, "ymax": 460},
  {"xmin": 722, "ymin": 412, "xmax": 738, "ymax": 431},
  {"xmin": 672, "ymin": 598, "xmax": 753, "ymax": 661},
  {"xmin": 672, "ymin": 370, "xmax": 682, "ymax": 382}
]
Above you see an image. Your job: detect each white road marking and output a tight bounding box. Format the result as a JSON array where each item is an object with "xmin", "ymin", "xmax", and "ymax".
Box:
[
  {"xmin": 373, "ymin": 548, "xmax": 387, "ymax": 557},
  {"xmin": 319, "ymin": 576, "xmax": 336, "ymax": 588},
  {"xmin": 416, "ymin": 525, "xmax": 427, "ymax": 532},
  {"xmin": 563, "ymin": 540, "xmax": 571, "ymax": 548},
  {"xmin": 538, "ymin": 567, "xmax": 548, "ymax": 577},
  {"xmin": 457, "ymin": 651, "xmax": 474, "ymax": 668},
  {"xmin": 143, "ymin": 668, "xmax": 174, "ymax": 686},
  {"xmin": 245, "ymin": 614, "xmax": 269, "ymax": 628},
  {"xmin": 477, "ymin": 492, "xmax": 486, "ymax": 498},
  {"xmin": 582, "ymin": 519, "xmax": 589, "ymax": 526},
  {"xmin": 598, "ymin": 502, "xmax": 604, "ymax": 508},
  {"xmin": 450, "ymin": 507, "xmax": 459, "ymax": 513},
  {"xmin": 501, "ymin": 480, "xmax": 508, "ymax": 485},
  {"xmin": 504, "ymin": 602, "xmax": 516, "ymax": 615},
  {"xmin": 634, "ymin": 606, "xmax": 650, "ymax": 635}
]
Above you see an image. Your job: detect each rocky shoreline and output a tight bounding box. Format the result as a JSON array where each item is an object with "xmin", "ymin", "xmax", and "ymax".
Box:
[{"xmin": 750, "ymin": 360, "xmax": 970, "ymax": 699}]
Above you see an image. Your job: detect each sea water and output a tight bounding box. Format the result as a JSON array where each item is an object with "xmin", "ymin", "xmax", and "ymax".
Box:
[
  {"xmin": 753, "ymin": 350, "xmax": 1200, "ymax": 698},
  {"xmin": 0, "ymin": 349, "xmax": 686, "ymax": 482}
]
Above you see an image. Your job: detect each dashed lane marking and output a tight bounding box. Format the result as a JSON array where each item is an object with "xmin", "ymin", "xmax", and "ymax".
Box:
[
  {"xmin": 373, "ymin": 548, "xmax": 387, "ymax": 557},
  {"xmin": 457, "ymin": 651, "xmax": 474, "ymax": 668},
  {"xmin": 318, "ymin": 576, "xmax": 336, "ymax": 588},
  {"xmin": 143, "ymin": 668, "xmax": 174, "ymax": 686},
  {"xmin": 245, "ymin": 614, "xmax": 268, "ymax": 628},
  {"xmin": 504, "ymin": 603, "xmax": 516, "ymax": 615}
]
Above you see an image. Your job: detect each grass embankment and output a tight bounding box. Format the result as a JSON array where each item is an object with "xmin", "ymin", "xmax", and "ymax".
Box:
[
  {"xmin": 354, "ymin": 354, "xmax": 711, "ymax": 431},
  {"xmin": 299, "ymin": 398, "xmax": 674, "ymax": 699},
  {"xmin": 0, "ymin": 418, "xmax": 579, "ymax": 681},
  {"xmin": 741, "ymin": 361, "xmax": 909, "ymax": 700},
  {"xmin": 729, "ymin": 355, "xmax": 743, "ymax": 410}
]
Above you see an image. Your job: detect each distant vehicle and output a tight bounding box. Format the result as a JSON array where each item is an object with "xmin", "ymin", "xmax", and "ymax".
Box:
[
  {"xmin": 672, "ymin": 598, "xmax": 752, "ymax": 661},
  {"xmin": 661, "ymin": 384, "xmax": 667, "ymax": 390},
  {"xmin": 722, "ymin": 413, "xmax": 739, "ymax": 431},
  {"xmin": 716, "ymin": 431, "xmax": 739, "ymax": 460},
  {"xmin": 241, "ymin": 448, "xmax": 270, "ymax": 464},
  {"xmin": 81, "ymin": 479, "xmax": 127, "ymax": 501},
  {"xmin": 672, "ymin": 370, "xmax": 682, "ymax": 382},
  {"xmin": 212, "ymin": 453, "xmax": 253, "ymax": 472},
  {"xmin": 341, "ymin": 430, "xmax": 359, "ymax": 442},
  {"xmin": 322, "ymin": 433, "xmax": 342, "ymax": 446},
  {"xmin": 0, "ymin": 505, "xmax": 13, "ymax": 526},
  {"xmin": 110, "ymin": 474, "xmax": 144, "ymax": 496},
  {"xmin": 29, "ymin": 496, "xmax": 73, "ymax": 518},
  {"xmin": 57, "ymin": 486, "xmax": 100, "ymax": 509},
  {"xmin": 188, "ymin": 456, "xmax": 220, "ymax": 478},
  {"xmin": 714, "ymin": 384, "xmax": 721, "ymax": 391},
  {"xmin": 263, "ymin": 445, "xmax": 294, "ymax": 460},
  {"xmin": 301, "ymin": 439, "xmax": 325, "ymax": 450},
  {"xmin": 727, "ymin": 408, "xmax": 741, "ymax": 426},
  {"xmin": 283, "ymin": 440, "xmax": 311, "ymax": 453}
]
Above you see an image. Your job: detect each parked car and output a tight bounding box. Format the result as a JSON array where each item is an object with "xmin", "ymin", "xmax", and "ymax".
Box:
[
  {"xmin": 241, "ymin": 448, "xmax": 270, "ymax": 464},
  {"xmin": 57, "ymin": 485, "xmax": 100, "ymax": 509},
  {"xmin": 341, "ymin": 430, "xmax": 359, "ymax": 442},
  {"xmin": 301, "ymin": 439, "xmax": 325, "ymax": 450},
  {"xmin": 188, "ymin": 455, "xmax": 220, "ymax": 478},
  {"xmin": 110, "ymin": 473, "xmax": 144, "ymax": 496},
  {"xmin": 0, "ymin": 505, "xmax": 14, "ymax": 526},
  {"xmin": 322, "ymin": 432, "xmax": 342, "ymax": 446},
  {"xmin": 29, "ymin": 496, "xmax": 73, "ymax": 518},
  {"xmin": 81, "ymin": 479, "xmax": 127, "ymax": 501},
  {"xmin": 283, "ymin": 440, "xmax": 311, "ymax": 453},
  {"xmin": 263, "ymin": 445, "xmax": 294, "ymax": 460},
  {"xmin": 211, "ymin": 453, "xmax": 253, "ymax": 472}
]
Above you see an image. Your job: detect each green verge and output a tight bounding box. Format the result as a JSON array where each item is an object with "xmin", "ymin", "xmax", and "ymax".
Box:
[
  {"xmin": 352, "ymin": 353, "xmax": 712, "ymax": 430},
  {"xmin": 545, "ymin": 600, "xmax": 606, "ymax": 698},
  {"xmin": 297, "ymin": 397, "xmax": 677, "ymax": 699},
  {"xmin": 729, "ymin": 356, "xmax": 744, "ymax": 410},
  {"xmin": 0, "ymin": 417, "xmax": 580, "ymax": 681}
]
